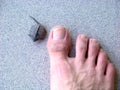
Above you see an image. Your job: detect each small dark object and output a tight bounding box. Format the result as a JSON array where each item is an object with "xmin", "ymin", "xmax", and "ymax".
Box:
[{"xmin": 29, "ymin": 16, "xmax": 47, "ymax": 42}]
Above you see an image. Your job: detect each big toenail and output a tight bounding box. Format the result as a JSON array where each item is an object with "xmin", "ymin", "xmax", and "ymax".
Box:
[{"xmin": 53, "ymin": 28, "xmax": 66, "ymax": 40}]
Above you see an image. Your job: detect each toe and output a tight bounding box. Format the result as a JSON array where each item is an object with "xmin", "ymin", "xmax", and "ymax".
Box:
[
  {"xmin": 96, "ymin": 49, "xmax": 109, "ymax": 75},
  {"xmin": 76, "ymin": 34, "xmax": 89, "ymax": 63},
  {"xmin": 87, "ymin": 39, "xmax": 100, "ymax": 66},
  {"xmin": 105, "ymin": 63, "xmax": 115, "ymax": 90},
  {"xmin": 106, "ymin": 63, "xmax": 115, "ymax": 82},
  {"xmin": 47, "ymin": 25, "xmax": 71, "ymax": 61}
]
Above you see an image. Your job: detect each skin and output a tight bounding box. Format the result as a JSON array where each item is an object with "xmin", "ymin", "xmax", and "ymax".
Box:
[{"xmin": 47, "ymin": 26, "xmax": 115, "ymax": 90}]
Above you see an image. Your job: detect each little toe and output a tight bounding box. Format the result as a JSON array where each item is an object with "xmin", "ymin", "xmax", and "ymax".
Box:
[
  {"xmin": 105, "ymin": 63, "xmax": 115, "ymax": 90},
  {"xmin": 96, "ymin": 49, "xmax": 109, "ymax": 75},
  {"xmin": 47, "ymin": 25, "xmax": 71, "ymax": 61},
  {"xmin": 106, "ymin": 63, "xmax": 115, "ymax": 82},
  {"xmin": 76, "ymin": 34, "xmax": 89, "ymax": 63},
  {"xmin": 87, "ymin": 39, "xmax": 100, "ymax": 66}
]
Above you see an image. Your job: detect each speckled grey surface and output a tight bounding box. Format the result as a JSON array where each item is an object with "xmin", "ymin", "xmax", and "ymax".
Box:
[{"xmin": 0, "ymin": 0, "xmax": 120, "ymax": 90}]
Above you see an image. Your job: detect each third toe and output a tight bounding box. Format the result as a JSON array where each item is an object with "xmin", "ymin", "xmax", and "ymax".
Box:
[{"xmin": 87, "ymin": 39, "xmax": 100, "ymax": 66}]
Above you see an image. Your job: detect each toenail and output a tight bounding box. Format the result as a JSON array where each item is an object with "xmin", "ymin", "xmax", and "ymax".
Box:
[
  {"xmin": 80, "ymin": 34, "xmax": 87, "ymax": 39},
  {"xmin": 100, "ymin": 49, "xmax": 104, "ymax": 52},
  {"xmin": 79, "ymin": 35, "xmax": 88, "ymax": 42},
  {"xmin": 90, "ymin": 39, "xmax": 98, "ymax": 43},
  {"xmin": 100, "ymin": 49, "xmax": 107, "ymax": 55},
  {"xmin": 52, "ymin": 27, "xmax": 66, "ymax": 40}
]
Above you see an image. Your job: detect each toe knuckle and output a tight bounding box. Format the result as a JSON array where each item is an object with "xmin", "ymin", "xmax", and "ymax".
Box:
[
  {"xmin": 51, "ymin": 43, "xmax": 67, "ymax": 52},
  {"xmin": 79, "ymin": 46, "xmax": 86, "ymax": 52}
]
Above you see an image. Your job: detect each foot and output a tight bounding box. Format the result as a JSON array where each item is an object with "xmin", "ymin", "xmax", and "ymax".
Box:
[{"xmin": 47, "ymin": 26, "xmax": 115, "ymax": 90}]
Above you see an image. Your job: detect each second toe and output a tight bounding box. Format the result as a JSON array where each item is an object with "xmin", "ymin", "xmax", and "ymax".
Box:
[{"xmin": 75, "ymin": 34, "xmax": 89, "ymax": 63}]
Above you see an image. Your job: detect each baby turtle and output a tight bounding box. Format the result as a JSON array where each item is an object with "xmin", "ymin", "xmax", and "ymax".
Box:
[{"xmin": 29, "ymin": 16, "xmax": 47, "ymax": 42}]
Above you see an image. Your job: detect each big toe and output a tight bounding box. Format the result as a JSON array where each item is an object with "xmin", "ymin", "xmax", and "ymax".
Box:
[{"xmin": 47, "ymin": 25, "xmax": 71, "ymax": 61}]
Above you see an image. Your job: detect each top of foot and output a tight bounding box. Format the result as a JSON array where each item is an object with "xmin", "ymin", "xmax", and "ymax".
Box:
[{"xmin": 47, "ymin": 25, "xmax": 115, "ymax": 90}]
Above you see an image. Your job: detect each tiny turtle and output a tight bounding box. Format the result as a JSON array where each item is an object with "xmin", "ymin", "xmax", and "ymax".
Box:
[{"xmin": 29, "ymin": 16, "xmax": 47, "ymax": 42}]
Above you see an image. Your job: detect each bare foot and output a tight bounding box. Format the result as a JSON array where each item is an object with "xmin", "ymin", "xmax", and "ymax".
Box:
[{"xmin": 47, "ymin": 26, "xmax": 115, "ymax": 90}]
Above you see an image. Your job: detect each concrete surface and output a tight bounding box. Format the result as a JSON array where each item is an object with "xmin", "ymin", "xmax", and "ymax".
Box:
[{"xmin": 0, "ymin": 0, "xmax": 120, "ymax": 90}]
